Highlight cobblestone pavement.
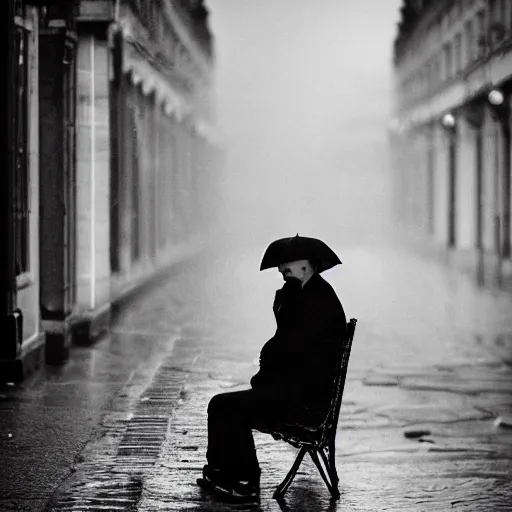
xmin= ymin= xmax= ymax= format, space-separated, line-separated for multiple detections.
xmin=4 ymin=242 xmax=512 ymax=511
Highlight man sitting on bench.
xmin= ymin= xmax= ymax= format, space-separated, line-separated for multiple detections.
xmin=197 ymin=246 xmax=346 ymax=504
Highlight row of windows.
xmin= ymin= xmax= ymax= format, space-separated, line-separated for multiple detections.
xmin=399 ymin=0 xmax=512 ymax=108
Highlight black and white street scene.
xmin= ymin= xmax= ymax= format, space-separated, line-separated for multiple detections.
xmin=1 ymin=1 xmax=512 ymax=511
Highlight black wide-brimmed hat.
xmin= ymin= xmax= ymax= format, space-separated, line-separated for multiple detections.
xmin=260 ymin=235 xmax=342 ymax=273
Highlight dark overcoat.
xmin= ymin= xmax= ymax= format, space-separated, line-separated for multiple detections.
xmin=250 ymin=272 xmax=347 ymax=427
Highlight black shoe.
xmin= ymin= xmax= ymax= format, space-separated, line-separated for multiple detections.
xmin=197 ymin=467 xmax=260 ymax=504
xmin=197 ymin=477 xmax=260 ymax=504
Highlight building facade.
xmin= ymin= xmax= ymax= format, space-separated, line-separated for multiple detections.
xmin=390 ymin=0 xmax=512 ymax=288
xmin=1 ymin=0 xmax=221 ymax=381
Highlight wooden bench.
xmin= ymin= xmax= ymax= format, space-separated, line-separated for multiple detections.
xmin=265 ymin=318 xmax=357 ymax=500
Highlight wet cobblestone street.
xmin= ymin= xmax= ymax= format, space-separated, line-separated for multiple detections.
xmin=1 ymin=242 xmax=512 ymax=511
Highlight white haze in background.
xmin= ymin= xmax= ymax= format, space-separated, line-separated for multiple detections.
xmin=206 ymin=0 xmax=402 ymax=251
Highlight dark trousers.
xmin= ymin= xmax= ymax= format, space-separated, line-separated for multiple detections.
xmin=206 ymin=389 xmax=278 ymax=481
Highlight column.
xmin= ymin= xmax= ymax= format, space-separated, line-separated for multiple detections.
xmin=175 ymin=121 xmax=185 ymax=243
xmin=75 ymin=29 xmax=111 ymax=339
xmin=488 ymin=92 xmax=512 ymax=281
xmin=433 ymin=121 xmax=449 ymax=246
xmin=16 ymin=5 xmax=43 ymax=362
xmin=482 ymin=107 xmax=496 ymax=253
xmin=403 ymin=129 xmax=417 ymax=231
xmin=448 ymin=126 xmax=457 ymax=248
xmin=138 ymin=89 xmax=150 ymax=264
xmin=440 ymin=114 xmax=458 ymax=248
xmin=168 ymin=113 xmax=177 ymax=249
xmin=501 ymin=99 xmax=511 ymax=259
xmin=39 ymin=28 xmax=76 ymax=361
xmin=462 ymin=100 xmax=486 ymax=282
xmin=426 ymin=123 xmax=435 ymax=236
xmin=415 ymin=126 xmax=431 ymax=235
xmin=109 ymin=30 xmax=122 ymax=275
xmin=456 ymin=114 xmax=477 ymax=250
xmin=147 ymin=92 xmax=157 ymax=262
xmin=0 ymin=0 xmax=21 ymax=365
xmin=129 ymin=82 xmax=141 ymax=265
xmin=154 ymin=100 xmax=163 ymax=259
xmin=122 ymin=75 xmax=136 ymax=271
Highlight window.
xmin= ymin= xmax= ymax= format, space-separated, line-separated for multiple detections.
xmin=426 ymin=60 xmax=433 ymax=90
xmin=464 ymin=20 xmax=474 ymax=65
xmin=442 ymin=12 xmax=449 ymax=32
xmin=492 ymin=0 xmax=507 ymax=44
xmin=491 ymin=0 xmax=500 ymax=23
xmin=401 ymin=80 xmax=408 ymax=103
xmin=448 ymin=4 xmax=456 ymax=25
xmin=436 ymin=13 xmax=443 ymax=35
xmin=13 ymin=24 xmax=30 ymax=275
xmin=454 ymin=33 xmax=462 ymax=73
xmin=431 ymin=55 xmax=440 ymax=87
xmin=130 ymin=86 xmax=142 ymax=262
xmin=452 ymin=0 xmax=460 ymax=18
xmin=444 ymin=43 xmax=453 ymax=80
xmin=128 ymin=0 xmax=140 ymax=15
xmin=420 ymin=67 xmax=428 ymax=97
xmin=149 ymin=2 xmax=157 ymax=39
xmin=488 ymin=0 xmax=503 ymax=45
xmin=476 ymin=9 xmax=487 ymax=57
xmin=499 ymin=0 xmax=506 ymax=21
xmin=499 ymin=0 xmax=507 ymax=39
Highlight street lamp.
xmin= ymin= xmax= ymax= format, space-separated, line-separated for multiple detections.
xmin=441 ymin=113 xmax=456 ymax=129
xmin=488 ymin=89 xmax=504 ymax=106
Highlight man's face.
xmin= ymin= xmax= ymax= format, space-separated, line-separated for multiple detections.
xmin=278 ymin=259 xmax=312 ymax=283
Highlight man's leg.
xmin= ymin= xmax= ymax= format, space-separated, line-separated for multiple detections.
xmin=206 ymin=389 xmax=262 ymax=482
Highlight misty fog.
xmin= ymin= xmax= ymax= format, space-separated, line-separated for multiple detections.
xmin=206 ymin=0 xmax=402 ymax=250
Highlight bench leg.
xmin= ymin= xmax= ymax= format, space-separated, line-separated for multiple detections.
xmin=319 ymin=447 xmax=340 ymax=500
xmin=309 ymin=449 xmax=338 ymax=499
xmin=328 ymin=438 xmax=339 ymax=488
xmin=273 ymin=446 xmax=308 ymax=499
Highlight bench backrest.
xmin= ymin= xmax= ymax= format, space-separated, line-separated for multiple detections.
xmin=318 ymin=317 xmax=357 ymax=447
